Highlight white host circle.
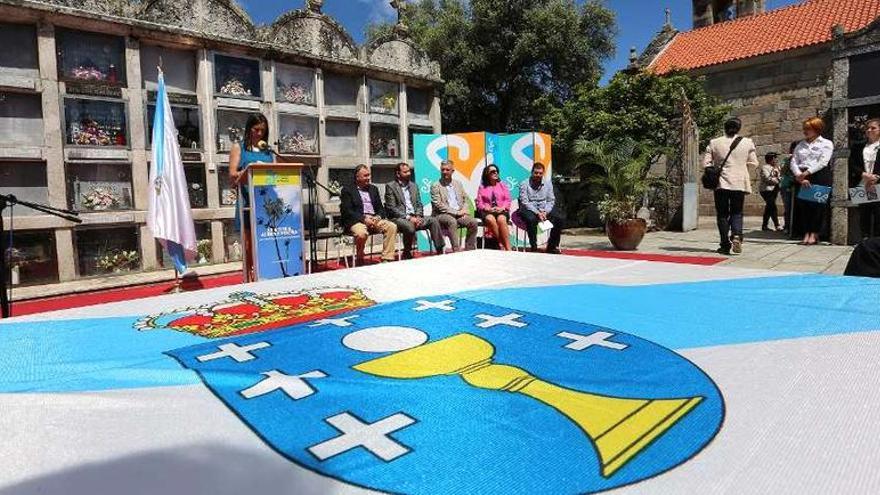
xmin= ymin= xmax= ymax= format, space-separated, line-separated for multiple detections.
xmin=342 ymin=326 xmax=429 ymax=353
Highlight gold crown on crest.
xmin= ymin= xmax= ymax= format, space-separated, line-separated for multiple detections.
xmin=134 ymin=288 xmax=375 ymax=338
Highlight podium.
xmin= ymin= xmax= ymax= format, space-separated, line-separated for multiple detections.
xmin=239 ymin=158 xmax=305 ymax=282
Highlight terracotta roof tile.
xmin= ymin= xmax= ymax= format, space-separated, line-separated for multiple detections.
xmin=649 ymin=0 xmax=880 ymax=74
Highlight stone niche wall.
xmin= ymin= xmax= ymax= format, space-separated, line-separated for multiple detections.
xmin=697 ymin=49 xmax=833 ymax=215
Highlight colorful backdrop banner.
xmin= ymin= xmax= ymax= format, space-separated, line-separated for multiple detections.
xmin=413 ymin=132 xmax=553 ymax=248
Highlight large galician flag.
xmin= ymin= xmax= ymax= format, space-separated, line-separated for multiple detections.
xmin=1 ymin=251 xmax=879 ymax=494
xmin=147 ymin=70 xmax=196 ymax=273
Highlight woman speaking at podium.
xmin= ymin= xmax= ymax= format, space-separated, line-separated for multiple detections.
xmin=229 ymin=113 xmax=273 ymax=280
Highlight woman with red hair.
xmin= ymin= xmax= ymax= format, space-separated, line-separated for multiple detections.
xmin=790 ymin=117 xmax=834 ymax=245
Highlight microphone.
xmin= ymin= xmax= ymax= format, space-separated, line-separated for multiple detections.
xmin=257 ymin=140 xmax=276 ymax=155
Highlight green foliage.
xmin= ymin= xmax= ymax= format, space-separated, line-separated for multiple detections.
xmin=576 ymin=138 xmax=669 ymax=223
xmin=549 ymin=70 xmax=730 ymax=175
xmin=367 ymin=0 xmax=616 ymax=133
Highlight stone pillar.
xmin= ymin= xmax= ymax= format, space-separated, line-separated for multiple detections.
xmin=198 ymin=49 xmax=220 ymax=208
xmin=315 ymin=68 xmax=330 ymax=203
xmin=54 ymin=228 xmax=76 ymax=281
xmin=830 ymin=34 xmax=850 ymax=245
xmin=261 ymin=59 xmax=275 ymax=142
xmin=358 ymin=76 xmax=370 ymax=163
xmin=399 ymin=82 xmax=409 ymax=164
xmin=124 ymin=36 xmax=158 ymax=270
xmin=36 ymin=23 xmax=75 ymax=281
xmin=430 ymin=88 xmax=442 ymax=134
xmin=692 ymin=0 xmax=714 ymax=29
xmin=197 ymin=48 xmax=226 ymax=262
xmin=210 ymin=219 xmax=225 ymax=263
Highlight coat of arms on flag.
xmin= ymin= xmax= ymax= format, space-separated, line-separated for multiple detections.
xmin=134 ymin=288 xmax=375 ymax=338
xmin=168 ymin=296 xmax=724 ymax=494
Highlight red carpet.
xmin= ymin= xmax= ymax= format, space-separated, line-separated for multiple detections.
xmin=8 ymin=250 xmax=723 ymax=317
xmin=561 ymin=248 xmax=726 ymax=266
xmin=9 ymin=272 xmax=244 ymax=317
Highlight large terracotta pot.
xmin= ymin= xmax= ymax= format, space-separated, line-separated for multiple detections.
xmin=606 ymin=218 xmax=647 ymax=251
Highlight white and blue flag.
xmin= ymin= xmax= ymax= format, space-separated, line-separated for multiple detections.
xmin=148 ymin=70 xmax=196 ymax=273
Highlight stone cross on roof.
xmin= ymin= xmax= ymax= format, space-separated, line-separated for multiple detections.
xmin=306 ymin=0 xmax=323 ymax=14
xmin=390 ymin=0 xmax=407 ymax=24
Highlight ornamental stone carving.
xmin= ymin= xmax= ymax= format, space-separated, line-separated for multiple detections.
xmin=270 ymin=10 xmax=358 ymax=61
xmin=138 ymin=0 xmax=256 ymax=41
xmin=367 ymin=38 xmax=440 ymax=79
xmin=37 ymin=0 xmax=130 ymax=16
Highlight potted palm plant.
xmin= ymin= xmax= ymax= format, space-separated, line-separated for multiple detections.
xmin=576 ymin=138 xmax=666 ymax=250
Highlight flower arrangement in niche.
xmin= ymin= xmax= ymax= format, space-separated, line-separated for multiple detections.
xmin=327 ymin=180 xmax=342 ymax=197
xmin=70 ymin=118 xmax=113 ymax=146
xmin=81 ymin=186 xmax=120 ymax=211
xmin=279 ymin=131 xmax=316 ymax=154
xmin=227 ymin=126 xmax=244 ymax=145
xmin=278 ymin=83 xmax=312 ymax=104
xmin=222 ymin=188 xmax=238 ymax=205
xmin=5 ymin=247 xmax=28 ymax=267
xmin=220 ymin=78 xmax=252 ymax=97
xmin=70 ymin=63 xmax=107 ymax=81
xmin=97 ymin=249 xmax=139 ymax=273
xmin=382 ymin=93 xmax=397 ymax=112
xmin=196 ymin=239 xmax=212 ymax=264
xmin=370 ymin=135 xmax=399 ymax=157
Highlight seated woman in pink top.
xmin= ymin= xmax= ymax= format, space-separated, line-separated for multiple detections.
xmin=476 ymin=164 xmax=512 ymax=251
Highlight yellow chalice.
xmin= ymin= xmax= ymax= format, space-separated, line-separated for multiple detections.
xmin=353 ymin=333 xmax=702 ymax=477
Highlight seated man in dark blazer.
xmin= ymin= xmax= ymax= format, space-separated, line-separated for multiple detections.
xmin=384 ymin=162 xmax=445 ymax=258
xmin=340 ymin=164 xmax=398 ymax=264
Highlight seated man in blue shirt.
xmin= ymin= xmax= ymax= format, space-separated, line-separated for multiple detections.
xmin=518 ymin=163 xmax=563 ymax=253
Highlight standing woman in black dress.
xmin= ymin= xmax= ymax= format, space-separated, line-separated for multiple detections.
xmin=790 ymin=117 xmax=834 ymax=245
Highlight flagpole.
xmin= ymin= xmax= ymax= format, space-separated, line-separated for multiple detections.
xmin=171 ymin=267 xmax=183 ymax=293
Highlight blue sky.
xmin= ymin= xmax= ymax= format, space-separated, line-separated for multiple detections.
xmin=241 ymin=0 xmax=803 ymax=83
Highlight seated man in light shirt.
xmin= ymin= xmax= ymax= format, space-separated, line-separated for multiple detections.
xmin=385 ymin=162 xmax=445 ymax=258
xmin=430 ymin=159 xmax=478 ymax=251
xmin=339 ymin=164 xmax=398 ymax=264
xmin=518 ymin=162 xmax=563 ymax=253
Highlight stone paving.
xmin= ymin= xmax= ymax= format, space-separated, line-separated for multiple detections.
xmin=562 ymin=216 xmax=855 ymax=275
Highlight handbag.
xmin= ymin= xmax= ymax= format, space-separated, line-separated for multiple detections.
xmin=702 ymin=137 xmax=743 ymax=190
xmin=797 ymin=184 xmax=832 ymax=204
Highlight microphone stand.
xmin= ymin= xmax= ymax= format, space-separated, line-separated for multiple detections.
xmin=1 ymin=194 xmax=82 ymax=318
xmin=301 ymin=163 xmax=337 ymax=273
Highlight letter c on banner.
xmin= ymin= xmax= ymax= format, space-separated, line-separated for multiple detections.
xmin=512 ymin=134 xmax=534 ymax=171
xmin=427 ymin=135 xmax=471 ymax=169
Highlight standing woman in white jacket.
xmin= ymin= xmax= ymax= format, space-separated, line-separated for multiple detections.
xmin=703 ymin=118 xmax=759 ymax=255
xmin=790 ymin=117 xmax=834 ymax=246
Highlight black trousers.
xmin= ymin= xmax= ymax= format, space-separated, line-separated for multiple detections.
xmin=713 ymin=189 xmax=745 ymax=249
xmin=760 ymin=189 xmax=780 ymax=229
xmin=797 ymin=199 xmax=826 ymax=234
xmin=859 ymin=203 xmax=880 ymax=239
xmin=519 ymin=209 xmax=563 ymax=250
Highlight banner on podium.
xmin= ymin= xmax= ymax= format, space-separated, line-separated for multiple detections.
xmin=249 ymin=166 xmax=304 ymax=279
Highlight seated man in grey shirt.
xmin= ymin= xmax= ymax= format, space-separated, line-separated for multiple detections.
xmin=385 ymin=162 xmax=444 ymax=258
xmin=518 ymin=163 xmax=563 ymax=253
